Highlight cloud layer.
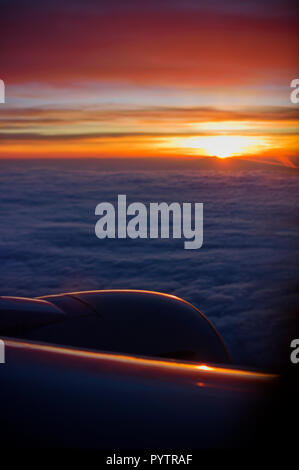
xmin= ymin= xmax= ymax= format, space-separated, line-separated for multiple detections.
xmin=0 ymin=159 xmax=298 ymax=368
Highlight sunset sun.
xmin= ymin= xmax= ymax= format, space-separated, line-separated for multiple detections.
xmin=200 ymin=136 xmax=254 ymax=158
xmin=168 ymin=135 xmax=271 ymax=159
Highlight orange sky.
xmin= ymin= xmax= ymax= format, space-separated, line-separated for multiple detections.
xmin=0 ymin=1 xmax=298 ymax=165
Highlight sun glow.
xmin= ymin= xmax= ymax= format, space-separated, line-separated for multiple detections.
xmin=168 ymin=135 xmax=271 ymax=158
xmin=201 ymin=136 xmax=262 ymax=158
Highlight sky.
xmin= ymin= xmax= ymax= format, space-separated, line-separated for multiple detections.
xmin=0 ymin=0 xmax=299 ymax=165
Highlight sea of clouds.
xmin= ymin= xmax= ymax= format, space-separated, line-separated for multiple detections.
xmin=0 ymin=159 xmax=298 ymax=367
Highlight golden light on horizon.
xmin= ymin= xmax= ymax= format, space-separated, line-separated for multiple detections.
xmin=202 ymin=136 xmax=256 ymax=158
xmin=168 ymin=135 xmax=271 ymax=158
xmin=1 ymin=128 xmax=297 ymax=164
